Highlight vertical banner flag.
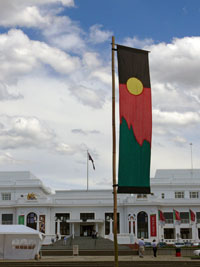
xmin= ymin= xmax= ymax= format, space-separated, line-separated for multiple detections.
xmin=158 ymin=210 xmax=165 ymax=222
xmin=150 ymin=214 xmax=157 ymax=237
xmin=117 ymin=45 xmax=152 ymax=193
xmin=173 ymin=209 xmax=181 ymax=222
xmin=18 ymin=215 xmax=24 ymax=225
xmin=88 ymin=152 xmax=95 ymax=170
xmin=189 ymin=209 xmax=195 ymax=222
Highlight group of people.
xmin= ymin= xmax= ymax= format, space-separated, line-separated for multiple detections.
xmin=138 ymin=238 xmax=157 ymax=258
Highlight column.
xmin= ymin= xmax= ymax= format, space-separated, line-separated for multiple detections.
xmin=135 ymin=215 xmax=138 ymax=239
xmin=159 ymin=223 xmax=164 ymax=241
xmin=175 ymin=224 xmax=180 ymax=241
xmin=95 ymin=223 xmax=99 ymax=233
xmin=109 ymin=218 xmax=114 ymax=240
xmin=57 ymin=219 xmax=61 ymax=235
xmin=72 ymin=223 xmax=75 ymax=239
xmin=130 ymin=217 xmax=134 ymax=244
xmin=192 ymin=223 xmax=197 ymax=242
xmin=36 ymin=217 xmax=40 ymax=231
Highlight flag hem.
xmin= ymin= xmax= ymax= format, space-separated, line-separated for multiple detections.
xmin=118 ymin=186 xmax=151 ymax=194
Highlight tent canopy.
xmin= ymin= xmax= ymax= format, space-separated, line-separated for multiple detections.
xmin=0 ymin=225 xmax=43 ymax=260
xmin=0 ymin=225 xmax=42 ymax=237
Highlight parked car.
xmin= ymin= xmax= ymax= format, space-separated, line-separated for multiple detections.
xmin=193 ymin=250 xmax=200 ymax=256
xmin=158 ymin=242 xmax=167 ymax=248
xmin=184 ymin=241 xmax=193 ymax=247
xmin=193 ymin=242 xmax=200 ymax=247
xmin=144 ymin=242 xmax=152 ymax=247
xmin=174 ymin=242 xmax=185 ymax=248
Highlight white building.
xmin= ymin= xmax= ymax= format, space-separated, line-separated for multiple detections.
xmin=0 ymin=169 xmax=200 ymax=244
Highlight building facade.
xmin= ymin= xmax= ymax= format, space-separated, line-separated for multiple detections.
xmin=0 ymin=169 xmax=200 ymax=244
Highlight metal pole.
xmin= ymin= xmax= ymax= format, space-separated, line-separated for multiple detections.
xmin=190 ymin=143 xmax=193 ymax=170
xmin=87 ymin=150 xmax=89 ymax=190
xmin=112 ymin=35 xmax=118 ymax=267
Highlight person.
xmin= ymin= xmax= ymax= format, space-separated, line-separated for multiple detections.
xmin=56 ymin=233 xmax=59 ymax=241
xmin=138 ymin=237 xmax=145 ymax=258
xmin=63 ymin=236 xmax=67 ymax=245
xmin=152 ymin=239 xmax=157 ymax=257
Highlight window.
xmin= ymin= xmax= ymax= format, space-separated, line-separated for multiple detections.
xmin=1 ymin=193 xmax=11 ymax=200
xmin=55 ymin=213 xmax=70 ymax=235
xmin=197 ymin=212 xmax=200 ymax=223
xmin=180 ymin=228 xmax=192 ymax=239
xmin=2 ymin=214 xmax=13 ymax=224
xmin=164 ymin=228 xmax=175 ymax=239
xmin=163 ymin=212 xmax=173 ymax=224
xmin=190 ymin=192 xmax=199 ymax=199
xmin=175 ymin=192 xmax=184 ymax=199
xmin=161 ymin=193 xmax=165 ymax=199
xmin=105 ymin=213 xmax=120 ymax=235
xmin=180 ymin=212 xmax=189 ymax=223
xmin=80 ymin=213 xmax=95 ymax=221
xmin=137 ymin=194 xmax=147 ymax=199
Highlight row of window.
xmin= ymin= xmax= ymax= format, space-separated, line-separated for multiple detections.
xmin=161 ymin=191 xmax=199 ymax=199
xmin=164 ymin=212 xmax=200 ymax=224
xmin=137 ymin=192 xmax=199 ymax=199
xmin=1 ymin=191 xmax=200 ymax=201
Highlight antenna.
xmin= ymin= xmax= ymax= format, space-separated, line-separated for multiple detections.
xmin=190 ymin=143 xmax=193 ymax=175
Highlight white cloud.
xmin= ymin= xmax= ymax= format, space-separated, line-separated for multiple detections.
xmin=69 ymin=85 xmax=106 ymax=109
xmin=153 ymin=109 xmax=200 ymax=126
xmin=173 ymin=136 xmax=187 ymax=145
xmin=149 ymin=36 xmax=200 ymax=88
xmin=123 ymin=36 xmax=154 ymax=49
xmin=0 ymin=82 xmax=23 ymax=101
xmin=89 ymin=24 xmax=113 ymax=44
xmin=0 ymin=152 xmax=28 ymax=165
xmin=0 ymin=0 xmax=74 ymax=27
xmin=0 ymin=115 xmax=82 ymax=156
xmin=0 ymin=29 xmax=80 ymax=84
xmin=0 ymin=115 xmax=56 ymax=150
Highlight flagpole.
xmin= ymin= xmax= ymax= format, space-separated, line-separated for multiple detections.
xmin=87 ymin=150 xmax=89 ymax=191
xmin=111 ymin=35 xmax=118 ymax=267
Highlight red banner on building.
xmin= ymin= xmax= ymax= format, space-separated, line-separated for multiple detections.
xmin=150 ymin=214 xmax=157 ymax=237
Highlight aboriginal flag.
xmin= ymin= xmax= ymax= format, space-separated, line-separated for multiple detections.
xmin=117 ymin=45 xmax=152 ymax=194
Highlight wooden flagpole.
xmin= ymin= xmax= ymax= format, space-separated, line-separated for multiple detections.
xmin=111 ymin=35 xmax=119 ymax=267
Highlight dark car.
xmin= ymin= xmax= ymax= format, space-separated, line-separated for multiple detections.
xmin=184 ymin=241 xmax=193 ymax=247
xmin=158 ymin=242 xmax=167 ymax=248
xmin=144 ymin=242 xmax=152 ymax=248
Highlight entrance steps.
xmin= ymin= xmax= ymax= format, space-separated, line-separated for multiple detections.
xmin=41 ymin=236 xmax=134 ymax=256
xmin=0 ymin=261 xmax=200 ymax=267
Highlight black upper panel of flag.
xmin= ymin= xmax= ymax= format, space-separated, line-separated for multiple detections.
xmin=117 ymin=45 xmax=151 ymax=88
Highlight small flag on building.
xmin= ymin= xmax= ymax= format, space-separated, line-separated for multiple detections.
xmin=173 ymin=209 xmax=181 ymax=222
xmin=117 ymin=45 xmax=152 ymax=194
xmin=158 ymin=210 xmax=165 ymax=222
xmin=189 ymin=209 xmax=195 ymax=222
xmin=88 ymin=152 xmax=95 ymax=170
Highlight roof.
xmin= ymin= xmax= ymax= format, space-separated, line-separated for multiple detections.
xmin=154 ymin=169 xmax=200 ymax=179
xmin=0 ymin=225 xmax=41 ymax=235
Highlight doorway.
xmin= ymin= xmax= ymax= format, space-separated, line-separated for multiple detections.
xmin=137 ymin=211 xmax=148 ymax=238
xmin=80 ymin=224 xmax=94 ymax=236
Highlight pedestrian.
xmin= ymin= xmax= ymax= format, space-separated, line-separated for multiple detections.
xmin=138 ymin=237 xmax=145 ymax=258
xmin=152 ymin=239 xmax=157 ymax=257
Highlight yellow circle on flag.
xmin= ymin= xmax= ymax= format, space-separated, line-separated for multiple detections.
xmin=126 ymin=77 xmax=143 ymax=95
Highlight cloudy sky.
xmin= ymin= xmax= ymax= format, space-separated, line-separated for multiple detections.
xmin=0 ymin=0 xmax=200 ymax=191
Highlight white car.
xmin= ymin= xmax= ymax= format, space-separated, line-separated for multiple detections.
xmin=193 ymin=250 xmax=200 ymax=256
xmin=174 ymin=242 xmax=185 ymax=248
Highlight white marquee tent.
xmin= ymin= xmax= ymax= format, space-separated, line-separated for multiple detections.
xmin=0 ymin=225 xmax=43 ymax=259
